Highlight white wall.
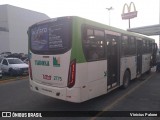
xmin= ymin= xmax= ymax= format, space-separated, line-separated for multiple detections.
xmin=0 ymin=32 xmax=10 ymax=53
xmin=0 ymin=4 xmax=50 ymax=54
xmin=0 ymin=5 xmax=10 ymax=53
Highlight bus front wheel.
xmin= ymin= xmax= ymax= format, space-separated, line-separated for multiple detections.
xmin=122 ymin=70 xmax=130 ymax=89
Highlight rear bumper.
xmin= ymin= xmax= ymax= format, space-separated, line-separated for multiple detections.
xmin=29 ymin=79 xmax=82 ymax=103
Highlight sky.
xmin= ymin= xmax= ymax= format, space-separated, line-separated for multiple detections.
xmin=1 ymin=0 xmax=160 ymax=46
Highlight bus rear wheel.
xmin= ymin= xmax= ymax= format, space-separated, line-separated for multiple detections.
xmin=122 ymin=70 xmax=130 ymax=89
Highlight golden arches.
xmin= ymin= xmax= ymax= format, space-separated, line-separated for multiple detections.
xmin=122 ymin=2 xmax=137 ymax=14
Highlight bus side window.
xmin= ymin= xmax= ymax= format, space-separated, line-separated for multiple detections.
xmin=89 ymin=48 xmax=99 ymax=60
xmin=129 ymin=37 xmax=136 ymax=55
xmin=82 ymin=25 xmax=105 ymax=61
xmin=143 ymin=39 xmax=147 ymax=54
xmin=121 ymin=35 xmax=128 ymax=56
xmin=121 ymin=36 xmax=136 ymax=56
xmin=146 ymin=40 xmax=151 ymax=53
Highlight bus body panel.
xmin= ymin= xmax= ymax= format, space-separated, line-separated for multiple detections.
xmin=87 ymin=60 xmax=107 ymax=99
xmin=66 ymin=87 xmax=81 ymax=103
xmin=30 ymin=50 xmax=71 ymax=88
xmin=69 ymin=61 xmax=107 ymax=102
xmin=30 ymin=79 xmax=82 ymax=103
xmin=87 ymin=60 xmax=107 ymax=82
xmin=30 ymin=80 xmax=67 ymax=101
xmin=73 ymin=63 xmax=88 ymax=87
xmin=68 ymin=63 xmax=88 ymax=102
xmin=142 ymin=54 xmax=151 ymax=73
xmin=88 ymin=78 xmax=107 ymax=100
xmin=120 ymin=56 xmax=137 ymax=85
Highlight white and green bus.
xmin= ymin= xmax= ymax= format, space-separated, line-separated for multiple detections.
xmin=28 ymin=16 xmax=157 ymax=103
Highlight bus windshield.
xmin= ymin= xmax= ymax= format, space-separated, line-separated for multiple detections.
xmin=29 ymin=17 xmax=72 ymax=55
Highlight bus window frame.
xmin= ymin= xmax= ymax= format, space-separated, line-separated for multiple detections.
xmin=142 ymin=39 xmax=152 ymax=54
xmin=29 ymin=19 xmax=72 ymax=55
xmin=82 ymin=24 xmax=106 ymax=62
xmin=121 ymin=35 xmax=136 ymax=57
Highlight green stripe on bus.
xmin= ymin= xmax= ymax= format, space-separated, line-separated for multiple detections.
xmin=71 ymin=17 xmax=86 ymax=63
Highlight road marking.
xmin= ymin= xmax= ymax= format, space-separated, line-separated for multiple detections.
xmin=90 ymin=73 xmax=155 ymax=120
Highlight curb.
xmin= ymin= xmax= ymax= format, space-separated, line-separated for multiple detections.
xmin=0 ymin=76 xmax=29 ymax=84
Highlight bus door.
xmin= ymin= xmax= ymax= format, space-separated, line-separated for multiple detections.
xmin=137 ymin=40 xmax=142 ymax=75
xmin=105 ymin=31 xmax=120 ymax=90
xmin=151 ymin=43 xmax=157 ymax=66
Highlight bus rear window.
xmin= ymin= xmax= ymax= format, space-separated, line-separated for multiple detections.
xmin=30 ymin=19 xmax=72 ymax=55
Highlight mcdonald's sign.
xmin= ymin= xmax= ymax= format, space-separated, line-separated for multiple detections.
xmin=121 ymin=2 xmax=138 ymax=20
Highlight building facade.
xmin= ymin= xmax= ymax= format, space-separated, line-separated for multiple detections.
xmin=0 ymin=4 xmax=49 ymax=54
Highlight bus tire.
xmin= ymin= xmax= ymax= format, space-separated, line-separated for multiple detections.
xmin=122 ymin=70 xmax=130 ymax=89
xmin=146 ymin=68 xmax=151 ymax=74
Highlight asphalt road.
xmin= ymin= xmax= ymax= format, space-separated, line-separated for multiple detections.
xmin=0 ymin=72 xmax=159 ymax=120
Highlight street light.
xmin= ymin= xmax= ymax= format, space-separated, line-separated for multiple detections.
xmin=106 ymin=7 xmax=113 ymax=25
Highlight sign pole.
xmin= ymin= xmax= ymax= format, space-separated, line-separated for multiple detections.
xmin=106 ymin=7 xmax=113 ymax=26
xmin=129 ymin=19 xmax=130 ymax=28
xmin=121 ymin=2 xmax=137 ymax=29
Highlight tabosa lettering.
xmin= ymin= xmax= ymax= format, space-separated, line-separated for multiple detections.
xmin=35 ymin=60 xmax=49 ymax=66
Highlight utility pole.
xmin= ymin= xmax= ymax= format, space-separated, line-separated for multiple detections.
xmin=106 ymin=7 xmax=113 ymax=26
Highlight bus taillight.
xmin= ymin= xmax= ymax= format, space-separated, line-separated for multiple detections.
xmin=68 ymin=59 xmax=76 ymax=88
xmin=29 ymin=60 xmax=33 ymax=80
